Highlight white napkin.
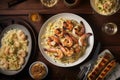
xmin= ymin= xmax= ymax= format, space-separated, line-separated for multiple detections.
xmin=106 ymin=63 xmax=120 ymax=80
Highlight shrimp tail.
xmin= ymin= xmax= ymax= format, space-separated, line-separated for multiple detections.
xmin=78 ymin=33 xmax=92 ymax=46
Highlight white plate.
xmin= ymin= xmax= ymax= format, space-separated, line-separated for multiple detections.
xmin=106 ymin=63 xmax=120 ymax=80
xmin=38 ymin=13 xmax=94 ymax=67
xmin=0 ymin=24 xmax=32 ymax=75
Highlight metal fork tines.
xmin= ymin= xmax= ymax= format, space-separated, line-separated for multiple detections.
xmin=77 ymin=66 xmax=88 ymax=80
xmin=83 ymin=64 xmax=92 ymax=80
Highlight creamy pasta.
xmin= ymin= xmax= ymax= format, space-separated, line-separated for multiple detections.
xmin=41 ymin=18 xmax=92 ymax=63
xmin=95 ymin=0 xmax=118 ymax=15
xmin=0 ymin=29 xmax=28 ymax=70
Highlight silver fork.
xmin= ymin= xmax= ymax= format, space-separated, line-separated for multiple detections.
xmin=78 ymin=42 xmax=101 ymax=80
xmin=77 ymin=66 xmax=88 ymax=80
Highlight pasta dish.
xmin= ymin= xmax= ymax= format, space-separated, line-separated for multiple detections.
xmin=95 ymin=0 xmax=119 ymax=15
xmin=0 ymin=29 xmax=28 ymax=70
xmin=41 ymin=18 xmax=92 ymax=63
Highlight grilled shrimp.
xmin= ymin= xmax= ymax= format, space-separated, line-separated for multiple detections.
xmin=44 ymin=48 xmax=63 ymax=59
xmin=78 ymin=33 xmax=92 ymax=46
xmin=63 ymin=20 xmax=73 ymax=31
xmin=72 ymin=21 xmax=85 ymax=37
xmin=69 ymin=33 xmax=78 ymax=44
xmin=55 ymin=28 xmax=64 ymax=38
xmin=47 ymin=35 xmax=60 ymax=46
xmin=73 ymin=44 xmax=81 ymax=53
xmin=62 ymin=33 xmax=73 ymax=47
xmin=59 ymin=45 xmax=74 ymax=57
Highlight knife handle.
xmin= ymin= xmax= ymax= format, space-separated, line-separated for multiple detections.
xmin=8 ymin=0 xmax=26 ymax=7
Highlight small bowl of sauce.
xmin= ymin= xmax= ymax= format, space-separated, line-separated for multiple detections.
xmin=64 ymin=0 xmax=80 ymax=7
xmin=29 ymin=61 xmax=48 ymax=80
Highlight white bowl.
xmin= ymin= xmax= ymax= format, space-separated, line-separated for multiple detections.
xmin=90 ymin=0 xmax=120 ymax=16
xmin=29 ymin=61 xmax=48 ymax=80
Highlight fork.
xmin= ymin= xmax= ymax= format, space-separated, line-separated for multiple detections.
xmin=78 ymin=42 xmax=101 ymax=80
xmin=77 ymin=66 xmax=88 ymax=80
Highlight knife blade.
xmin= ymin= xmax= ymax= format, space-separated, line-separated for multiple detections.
xmin=8 ymin=0 xmax=26 ymax=7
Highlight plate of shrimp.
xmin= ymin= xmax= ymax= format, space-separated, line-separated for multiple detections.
xmin=38 ymin=13 xmax=94 ymax=67
xmin=0 ymin=24 xmax=32 ymax=75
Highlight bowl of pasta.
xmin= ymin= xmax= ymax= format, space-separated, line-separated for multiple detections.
xmin=90 ymin=0 xmax=120 ymax=16
xmin=38 ymin=13 xmax=94 ymax=67
xmin=0 ymin=24 xmax=32 ymax=75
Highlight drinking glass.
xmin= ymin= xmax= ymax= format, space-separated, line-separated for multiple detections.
xmin=102 ymin=22 xmax=118 ymax=35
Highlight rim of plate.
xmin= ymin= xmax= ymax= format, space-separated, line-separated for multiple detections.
xmin=38 ymin=13 xmax=94 ymax=67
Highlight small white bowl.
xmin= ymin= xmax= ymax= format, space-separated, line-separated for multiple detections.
xmin=29 ymin=61 xmax=48 ymax=80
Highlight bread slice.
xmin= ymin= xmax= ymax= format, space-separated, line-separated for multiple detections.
xmin=96 ymin=59 xmax=117 ymax=80
xmin=87 ymin=52 xmax=113 ymax=80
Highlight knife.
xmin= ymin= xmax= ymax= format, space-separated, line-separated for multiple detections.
xmin=8 ymin=0 xmax=26 ymax=7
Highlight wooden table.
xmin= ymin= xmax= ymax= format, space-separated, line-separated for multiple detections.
xmin=0 ymin=0 xmax=120 ymax=80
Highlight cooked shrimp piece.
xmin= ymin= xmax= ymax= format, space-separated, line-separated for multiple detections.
xmin=14 ymin=41 xmax=20 ymax=48
xmin=63 ymin=20 xmax=73 ymax=31
xmin=59 ymin=45 xmax=74 ymax=57
xmin=62 ymin=33 xmax=73 ymax=47
xmin=21 ymin=34 xmax=26 ymax=40
xmin=4 ymin=46 xmax=10 ymax=55
xmin=9 ymin=47 xmax=15 ymax=54
xmin=47 ymin=35 xmax=60 ymax=46
xmin=72 ymin=21 xmax=85 ymax=37
xmin=54 ymin=28 xmax=64 ymax=38
xmin=18 ymin=56 xmax=25 ymax=66
xmin=55 ymin=49 xmax=63 ymax=59
xmin=44 ymin=48 xmax=56 ymax=53
xmin=44 ymin=48 xmax=63 ymax=59
xmin=17 ymin=30 xmax=26 ymax=40
xmin=17 ymin=50 xmax=27 ymax=58
xmin=73 ymin=44 xmax=81 ymax=53
xmin=78 ymin=33 xmax=92 ymax=46
xmin=69 ymin=33 xmax=78 ymax=44
xmin=0 ymin=59 xmax=8 ymax=70
xmin=17 ymin=30 xmax=24 ymax=36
